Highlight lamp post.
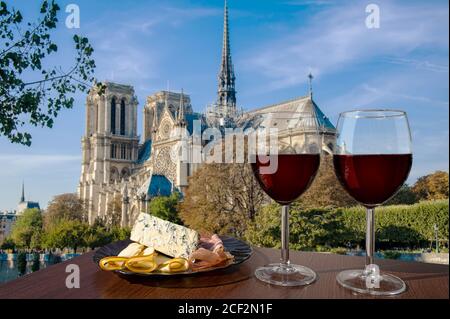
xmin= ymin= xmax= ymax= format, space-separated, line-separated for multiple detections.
xmin=433 ymin=224 xmax=439 ymax=254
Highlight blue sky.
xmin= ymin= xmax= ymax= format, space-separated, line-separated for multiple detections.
xmin=0 ymin=0 xmax=448 ymax=210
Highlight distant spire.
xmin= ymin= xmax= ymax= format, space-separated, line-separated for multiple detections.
xmin=20 ymin=181 xmax=25 ymax=202
xmin=178 ymin=89 xmax=186 ymax=126
xmin=308 ymin=73 xmax=314 ymax=98
xmin=217 ymin=0 xmax=236 ymax=114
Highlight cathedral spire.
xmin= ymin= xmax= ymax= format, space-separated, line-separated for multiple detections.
xmin=178 ymin=89 xmax=186 ymax=126
xmin=217 ymin=0 xmax=236 ymax=114
xmin=308 ymin=73 xmax=314 ymax=98
xmin=20 ymin=181 xmax=25 ymax=202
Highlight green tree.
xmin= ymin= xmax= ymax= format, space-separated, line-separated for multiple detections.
xmin=84 ymin=222 xmax=111 ymax=249
xmin=245 ymin=203 xmax=354 ymax=250
xmin=42 ymin=219 xmax=88 ymax=252
xmin=412 ymin=171 xmax=449 ymax=201
xmin=44 ymin=193 xmax=87 ymax=227
xmin=148 ymin=192 xmax=182 ymax=225
xmin=0 ymin=0 xmax=101 ymax=146
xmin=31 ymin=252 xmax=40 ymax=272
xmin=0 ymin=237 xmax=15 ymax=250
xmin=10 ymin=208 xmax=43 ymax=249
xmin=385 ymin=184 xmax=417 ymax=205
xmin=108 ymin=226 xmax=131 ymax=242
xmin=17 ymin=251 xmax=27 ymax=275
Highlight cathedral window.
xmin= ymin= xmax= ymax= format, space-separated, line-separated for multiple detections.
xmin=120 ymin=144 xmax=126 ymax=159
xmin=111 ymin=97 xmax=116 ymax=134
xmin=120 ymin=99 xmax=126 ymax=135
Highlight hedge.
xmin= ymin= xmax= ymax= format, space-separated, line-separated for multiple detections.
xmin=340 ymin=200 xmax=449 ymax=248
xmin=245 ymin=200 xmax=449 ymax=250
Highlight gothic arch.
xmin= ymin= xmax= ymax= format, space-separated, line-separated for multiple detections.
xmin=110 ymin=166 xmax=119 ymax=182
xmin=121 ymin=167 xmax=130 ymax=180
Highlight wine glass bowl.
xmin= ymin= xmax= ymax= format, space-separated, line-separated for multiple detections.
xmin=333 ymin=109 xmax=413 ymax=295
xmin=249 ymin=111 xmax=321 ymax=286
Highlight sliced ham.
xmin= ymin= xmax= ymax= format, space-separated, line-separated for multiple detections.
xmin=189 ymin=235 xmax=234 ymax=270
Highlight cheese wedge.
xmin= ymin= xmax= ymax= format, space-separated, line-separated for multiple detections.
xmin=130 ymin=213 xmax=200 ymax=259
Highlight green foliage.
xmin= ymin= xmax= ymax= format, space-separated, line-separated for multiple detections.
xmin=17 ymin=252 xmax=26 ymax=275
xmin=148 ymin=192 xmax=183 ymax=225
xmin=10 ymin=208 xmax=43 ymax=249
xmin=385 ymin=184 xmax=417 ymax=205
xmin=245 ymin=200 xmax=449 ymax=250
xmin=0 ymin=237 xmax=15 ymax=250
xmin=383 ymin=251 xmax=402 ymax=260
xmin=31 ymin=252 xmax=40 ymax=272
xmin=5 ymin=215 xmax=130 ymax=251
xmin=341 ymin=200 xmax=449 ymax=248
xmin=42 ymin=219 xmax=88 ymax=252
xmin=245 ymin=203 xmax=354 ymax=250
xmin=108 ymin=226 xmax=131 ymax=241
xmin=0 ymin=0 xmax=100 ymax=145
xmin=84 ymin=223 xmax=111 ymax=250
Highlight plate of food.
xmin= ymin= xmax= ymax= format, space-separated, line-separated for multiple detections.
xmin=93 ymin=213 xmax=252 ymax=276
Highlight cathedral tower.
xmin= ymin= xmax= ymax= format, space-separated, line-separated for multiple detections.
xmin=78 ymin=82 xmax=139 ymax=224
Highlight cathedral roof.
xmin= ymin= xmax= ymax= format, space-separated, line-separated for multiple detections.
xmin=137 ymin=140 xmax=152 ymax=164
xmin=247 ymin=95 xmax=335 ymax=131
xmin=147 ymin=175 xmax=173 ymax=197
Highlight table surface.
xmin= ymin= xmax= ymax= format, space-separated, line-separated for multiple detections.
xmin=0 ymin=247 xmax=448 ymax=299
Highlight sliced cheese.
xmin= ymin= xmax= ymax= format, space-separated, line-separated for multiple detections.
xmin=130 ymin=213 xmax=199 ymax=259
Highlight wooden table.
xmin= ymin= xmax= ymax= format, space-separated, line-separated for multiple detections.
xmin=0 ymin=247 xmax=447 ymax=299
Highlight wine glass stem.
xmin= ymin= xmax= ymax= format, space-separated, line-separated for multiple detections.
xmin=281 ymin=205 xmax=290 ymax=267
xmin=365 ymin=207 xmax=375 ymax=266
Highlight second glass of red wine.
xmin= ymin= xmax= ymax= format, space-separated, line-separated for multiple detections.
xmin=250 ymin=111 xmax=321 ymax=286
xmin=333 ymin=110 xmax=413 ymax=295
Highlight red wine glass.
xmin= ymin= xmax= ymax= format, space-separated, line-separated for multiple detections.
xmin=250 ymin=111 xmax=321 ymax=286
xmin=333 ymin=110 xmax=413 ymax=295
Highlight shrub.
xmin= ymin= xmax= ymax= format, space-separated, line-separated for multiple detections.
xmin=245 ymin=203 xmax=356 ymax=250
xmin=383 ymin=251 xmax=402 ymax=260
xmin=245 ymin=200 xmax=449 ymax=251
xmin=340 ymin=200 xmax=449 ymax=249
xmin=148 ymin=193 xmax=183 ymax=225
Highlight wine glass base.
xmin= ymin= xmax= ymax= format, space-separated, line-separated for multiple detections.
xmin=255 ymin=263 xmax=317 ymax=287
xmin=337 ymin=269 xmax=406 ymax=296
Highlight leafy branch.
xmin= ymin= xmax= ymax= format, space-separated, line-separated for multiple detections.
xmin=0 ymin=0 xmax=103 ymax=146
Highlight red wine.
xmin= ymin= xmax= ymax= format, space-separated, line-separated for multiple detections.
xmin=333 ymin=154 xmax=412 ymax=206
xmin=251 ymin=154 xmax=320 ymax=205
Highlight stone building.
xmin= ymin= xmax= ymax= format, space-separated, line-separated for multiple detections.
xmin=78 ymin=1 xmax=336 ymax=226
xmin=1 ymin=183 xmax=40 ymax=243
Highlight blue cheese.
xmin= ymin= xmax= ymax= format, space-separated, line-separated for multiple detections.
xmin=130 ymin=213 xmax=199 ymax=258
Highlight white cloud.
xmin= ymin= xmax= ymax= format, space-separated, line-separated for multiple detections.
xmin=243 ymin=1 xmax=449 ymax=91
xmin=84 ymin=3 xmax=222 ymax=87
xmin=0 ymin=154 xmax=80 ymax=177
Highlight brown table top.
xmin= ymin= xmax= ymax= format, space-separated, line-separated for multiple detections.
xmin=0 ymin=247 xmax=448 ymax=299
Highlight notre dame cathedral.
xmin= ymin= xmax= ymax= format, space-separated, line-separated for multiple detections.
xmin=77 ymin=1 xmax=336 ymax=226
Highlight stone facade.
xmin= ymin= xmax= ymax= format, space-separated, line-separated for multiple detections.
xmin=77 ymin=1 xmax=337 ymax=227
